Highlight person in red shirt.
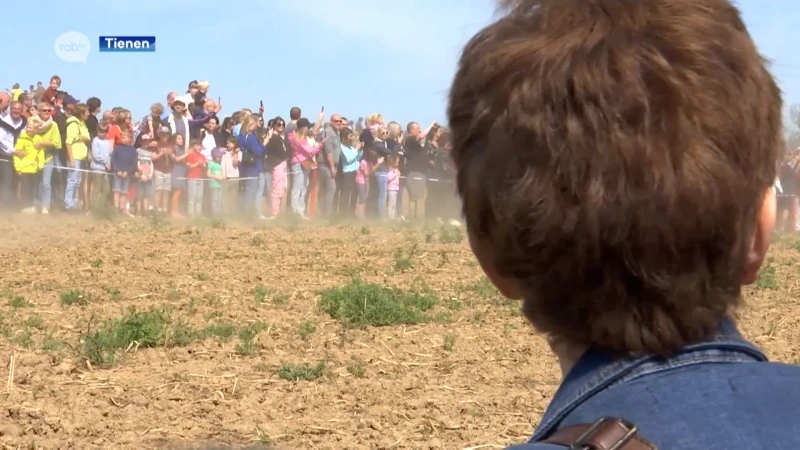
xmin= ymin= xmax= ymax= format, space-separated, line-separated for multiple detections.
xmin=42 ymin=75 xmax=61 ymax=109
xmin=185 ymin=139 xmax=206 ymax=217
xmin=106 ymin=108 xmax=133 ymax=149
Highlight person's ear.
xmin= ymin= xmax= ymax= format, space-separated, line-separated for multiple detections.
xmin=468 ymin=231 xmax=524 ymax=300
xmin=742 ymin=186 xmax=777 ymax=284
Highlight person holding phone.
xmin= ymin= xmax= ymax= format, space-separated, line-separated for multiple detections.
xmin=287 ymin=108 xmax=325 ymax=218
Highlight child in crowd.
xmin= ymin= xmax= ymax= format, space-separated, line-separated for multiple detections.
xmin=88 ymin=121 xmax=112 ymax=212
xmin=111 ymin=132 xmax=138 ymax=216
xmin=221 ymin=137 xmax=240 ymax=216
xmin=386 ymin=155 xmax=401 ymax=220
xmin=151 ymin=129 xmax=174 ymax=213
xmin=185 ymin=139 xmax=207 ymax=217
xmin=42 ymin=75 xmax=60 ymax=107
xmin=170 ymin=134 xmax=190 ymax=218
xmin=355 ymin=149 xmax=377 ymax=219
xmin=207 ymin=148 xmax=224 ymax=217
xmin=136 ymin=138 xmax=155 ymax=215
xmin=107 ymin=108 xmax=133 ymax=148
xmin=14 ymin=116 xmax=44 ymax=213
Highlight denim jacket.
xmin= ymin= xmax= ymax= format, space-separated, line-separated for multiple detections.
xmin=508 ymin=320 xmax=800 ymax=449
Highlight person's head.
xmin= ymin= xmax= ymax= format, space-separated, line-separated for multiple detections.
xmin=366 ymin=113 xmax=383 ymax=127
xmin=26 ymin=115 xmax=43 ymax=135
xmin=387 ymin=121 xmax=402 ymax=141
xmin=232 ymin=111 xmax=245 ymax=125
xmin=388 ymin=154 xmax=400 ymax=169
xmin=150 ymin=103 xmax=165 ymax=118
xmin=205 ymin=116 xmax=219 ymax=132
xmin=27 ymin=105 xmax=37 ymax=117
xmin=406 ymin=122 xmax=420 ymax=137
xmin=197 ymin=80 xmax=210 ymax=93
xmin=102 ymin=110 xmax=114 ymax=122
xmin=157 ymin=128 xmax=171 ymax=143
xmin=86 ymin=97 xmax=101 ymax=114
xmin=256 ymin=115 xmax=264 ymax=128
xmin=329 ymin=113 xmax=344 ymax=131
xmin=117 ymin=109 xmax=132 ymax=126
xmin=204 ymin=98 xmax=217 ymax=113
xmin=447 ymin=0 xmax=782 ymax=356
xmin=119 ymin=130 xmax=133 ymax=146
xmin=340 ymin=128 xmax=355 ymax=147
xmin=96 ymin=120 xmax=109 ymax=138
xmin=376 ymin=127 xmax=389 ymax=141
xmin=18 ymin=93 xmax=31 ymax=107
xmin=226 ymin=136 xmax=238 ymax=151
xmin=12 ymin=83 xmax=19 ymax=89
xmin=438 ymin=130 xmax=451 ymax=150
xmin=188 ymin=80 xmax=199 ymax=97
xmin=171 ymin=98 xmax=186 ymax=114
xmin=37 ymin=82 xmax=43 ymax=87
xmin=295 ymin=118 xmax=312 ymax=137
xmin=62 ymin=94 xmax=78 ymax=114
xmin=37 ymin=101 xmax=53 ymax=121
xmin=73 ymin=103 xmax=89 ymax=121
xmin=189 ymin=138 xmax=202 ymax=153
xmin=8 ymin=101 xmax=23 ymax=121
xmin=289 ymin=107 xmax=301 ymax=121
xmin=241 ymin=115 xmax=259 ymax=134
xmin=271 ymin=116 xmax=286 ymax=133
xmin=172 ymin=133 xmax=185 ymax=147
xmin=221 ymin=116 xmax=233 ymax=131
xmin=426 ymin=124 xmax=441 ymax=143
xmin=167 ymin=92 xmax=178 ymax=107
xmin=49 ymin=76 xmax=61 ymax=90
xmin=364 ymin=148 xmax=379 ymax=165
xmin=0 ymin=92 xmax=9 ymax=112
xmin=211 ymin=147 xmax=223 ymax=162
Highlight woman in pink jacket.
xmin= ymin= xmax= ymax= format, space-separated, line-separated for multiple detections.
xmin=287 ymin=112 xmax=324 ymax=218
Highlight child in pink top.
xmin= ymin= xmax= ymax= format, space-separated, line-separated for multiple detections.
xmin=355 ymin=150 xmax=377 ymax=219
xmin=386 ymin=155 xmax=401 ymax=220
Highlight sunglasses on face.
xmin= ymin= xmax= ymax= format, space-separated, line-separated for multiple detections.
xmin=276 ymin=122 xmax=285 ymax=127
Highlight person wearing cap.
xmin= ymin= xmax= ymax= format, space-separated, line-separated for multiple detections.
xmin=287 ymin=110 xmax=325 ymax=218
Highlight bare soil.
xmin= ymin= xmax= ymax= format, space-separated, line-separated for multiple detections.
xmin=0 ymin=215 xmax=798 ymax=450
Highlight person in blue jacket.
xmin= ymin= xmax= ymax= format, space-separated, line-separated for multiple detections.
xmin=446 ymin=0 xmax=800 ymax=449
xmin=237 ymin=115 xmax=267 ymax=216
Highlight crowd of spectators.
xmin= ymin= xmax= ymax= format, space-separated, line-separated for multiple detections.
xmin=0 ymin=76 xmax=461 ymax=224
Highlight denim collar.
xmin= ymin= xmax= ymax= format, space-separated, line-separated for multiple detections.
xmin=528 ymin=319 xmax=767 ymax=442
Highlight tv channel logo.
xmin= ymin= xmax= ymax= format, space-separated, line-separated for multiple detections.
xmin=99 ymin=36 xmax=156 ymax=52
xmin=54 ymin=31 xmax=91 ymax=63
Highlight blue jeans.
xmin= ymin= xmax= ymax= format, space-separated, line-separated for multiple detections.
xmin=0 ymin=159 xmax=13 ymax=208
xmin=64 ymin=160 xmax=83 ymax=209
xmin=210 ymin=187 xmax=222 ymax=216
xmin=37 ymin=157 xmax=57 ymax=210
xmin=290 ymin=163 xmax=308 ymax=215
xmin=375 ymin=171 xmax=388 ymax=219
xmin=257 ymin=171 xmax=272 ymax=217
xmin=317 ymin=165 xmax=336 ymax=217
xmin=242 ymin=176 xmax=258 ymax=215
xmin=255 ymin=172 xmax=269 ymax=216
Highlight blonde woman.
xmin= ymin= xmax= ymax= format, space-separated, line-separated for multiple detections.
xmin=238 ymin=115 xmax=269 ymax=217
xmin=386 ymin=121 xmax=404 ymax=217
